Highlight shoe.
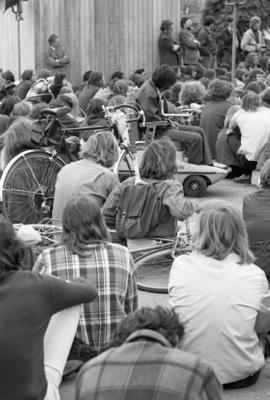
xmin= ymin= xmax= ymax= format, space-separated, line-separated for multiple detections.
xmin=233 ymin=174 xmax=251 ymax=183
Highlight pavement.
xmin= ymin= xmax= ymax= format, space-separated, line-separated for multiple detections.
xmin=60 ymin=178 xmax=270 ymax=400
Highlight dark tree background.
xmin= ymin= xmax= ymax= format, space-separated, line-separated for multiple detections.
xmin=202 ymin=0 xmax=270 ymax=36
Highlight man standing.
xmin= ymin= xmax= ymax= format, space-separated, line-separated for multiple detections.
xmin=217 ymin=16 xmax=240 ymax=67
xmin=179 ymin=17 xmax=205 ymax=79
xmin=76 ymin=307 xmax=222 ymax=400
xmin=45 ymin=33 xmax=70 ymax=74
xmin=241 ymin=16 xmax=266 ymax=58
xmin=198 ymin=16 xmax=217 ymax=69
xmin=158 ymin=19 xmax=180 ymax=66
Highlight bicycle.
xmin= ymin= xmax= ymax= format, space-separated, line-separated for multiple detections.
xmin=0 ymin=104 xmax=142 ymax=224
xmin=130 ymin=221 xmax=192 ymax=294
xmin=16 ymin=219 xmax=192 ymax=294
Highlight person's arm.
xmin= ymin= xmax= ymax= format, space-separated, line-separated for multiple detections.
xmin=163 ymin=181 xmax=196 ymax=221
xmin=180 ymin=30 xmax=199 ymax=49
xmin=59 ymin=54 xmax=70 ymax=65
xmin=102 ymin=182 xmax=123 ymax=228
xmin=197 ymin=30 xmax=211 ymax=56
xmin=124 ymin=252 xmax=138 ymax=314
xmin=45 ymin=51 xmax=62 ymax=68
xmin=45 ymin=274 xmax=97 ymax=314
xmin=255 ymin=289 xmax=270 ymax=334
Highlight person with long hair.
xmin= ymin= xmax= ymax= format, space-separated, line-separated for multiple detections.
xmin=169 ymin=200 xmax=270 ymax=389
xmin=76 ymin=306 xmax=222 ymax=400
xmin=52 ymin=130 xmax=119 ymax=222
xmin=0 ymin=215 xmax=97 ymax=400
xmin=103 ymin=137 xmax=195 ymax=238
xmin=34 ymin=195 xmax=137 ymax=363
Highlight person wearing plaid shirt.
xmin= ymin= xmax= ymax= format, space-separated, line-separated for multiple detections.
xmin=33 ymin=195 xmax=138 ymax=361
xmin=76 ymin=306 xmax=222 ymax=400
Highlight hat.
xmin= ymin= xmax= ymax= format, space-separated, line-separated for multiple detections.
xmin=160 ymin=19 xmax=173 ymax=31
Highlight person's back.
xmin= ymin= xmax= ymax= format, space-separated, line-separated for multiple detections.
xmin=52 ymin=131 xmax=119 ymax=222
xmin=76 ymin=307 xmax=222 ymax=400
xmin=102 ymin=139 xmax=195 ymax=239
xmin=34 ymin=196 xmax=138 ymax=359
xmin=169 ymin=201 xmax=270 ymax=387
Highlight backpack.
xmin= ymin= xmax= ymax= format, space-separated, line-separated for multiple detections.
xmin=116 ymin=181 xmax=164 ymax=239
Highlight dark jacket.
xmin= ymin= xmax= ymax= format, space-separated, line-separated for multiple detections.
xmin=158 ymin=32 xmax=180 ymax=66
xmin=243 ymin=188 xmax=270 ymax=281
xmin=179 ymin=29 xmax=200 ymax=65
xmin=78 ymin=85 xmax=100 ymax=112
xmin=44 ymin=45 xmax=70 ymax=73
xmin=197 ymin=26 xmax=216 ymax=56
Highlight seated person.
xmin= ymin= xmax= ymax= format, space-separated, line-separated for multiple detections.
xmin=0 ymin=215 xmax=97 ymax=400
xmin=34 ymin=195 xmax=137 ymax=362
xmin=135 ymin=64 xmax=212 ymax=165
xmin=227 ymin=91 xmax=270 ymax=183
xmin=102 ymin=138 xmax=195 ymax=239
xmin=76 ymin=306 xmax=222 ymax=400
xmin=169 ymin=200 xmax=270 ymax=388
xmin=79 ymin=98 xmax=108 ymax=142
xmin=243 ymin=159 xmax=270 ymax=282
xmin=52 ymin=131 xmax=119 ymax=222
xmin=216 ymin=104 xmax=242 ymax=178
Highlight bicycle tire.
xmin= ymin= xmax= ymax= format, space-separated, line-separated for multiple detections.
xmin=0 ymin=150 xmax=65 ymax=224
xmin=135 ymin=247 xmax=190 ymax=294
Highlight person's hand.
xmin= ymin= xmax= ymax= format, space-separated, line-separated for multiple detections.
xmin=173 ymin=44 xmax=180 ymax=52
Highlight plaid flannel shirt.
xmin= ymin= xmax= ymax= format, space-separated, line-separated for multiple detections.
xmin=76 ymin=329 xmax=223 ymax=400
xmin=33 ymin=243 xmax=138 ymax=353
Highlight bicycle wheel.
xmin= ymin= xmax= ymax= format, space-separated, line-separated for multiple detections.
xmin=0 ymin=150 xmax=65 ymax=224
xmin=135 ymin=247 xmax=190 ymax=294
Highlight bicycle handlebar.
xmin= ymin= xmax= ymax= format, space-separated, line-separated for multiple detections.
xmin=104 ymin=104 xmax=144 ymax=123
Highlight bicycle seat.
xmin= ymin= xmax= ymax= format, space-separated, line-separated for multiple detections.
xmin=40 ymin=106 xmax=71 ymax=118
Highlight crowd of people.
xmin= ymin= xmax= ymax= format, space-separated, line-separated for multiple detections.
xmin=1 ymin=13 xmax=270 ymax=400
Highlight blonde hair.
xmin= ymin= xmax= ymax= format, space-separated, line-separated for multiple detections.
xmin=260 ymin=159 xmax=270 ymax=187
xmin=193 ymin=200 xmax=254 ymax=264
xmin=79 ymin=130 xmax=119 ymax=168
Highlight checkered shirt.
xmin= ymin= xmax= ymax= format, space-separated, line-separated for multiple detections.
xmin=76 ymin=329 xmax=223 ymax=400
xmin=33 ymin=243 xmax=138 ymax=352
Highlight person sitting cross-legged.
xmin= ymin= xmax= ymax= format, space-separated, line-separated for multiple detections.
xmin=169 ymin=200 xmax=270 ymax=388
xmin=33 ymin=195 xmax=138 ymax=363
xmin=102 ymin=137 xmax=195 ymax=240
xmin=0 ymin=215 xmax=97 ymax=400
xmin=76 ymin=306 xmax=222 ymax=400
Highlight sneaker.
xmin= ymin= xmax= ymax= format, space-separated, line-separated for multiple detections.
xmin=233 ymin=174 xmax=251 ymax=183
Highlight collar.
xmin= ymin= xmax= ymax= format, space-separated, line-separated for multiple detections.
xmin=125 ymin=329 xmax=173 ymax=348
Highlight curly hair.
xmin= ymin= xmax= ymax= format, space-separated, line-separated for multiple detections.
xmin=152 ymin=65 xmax=176 ymax=90
xmin=205 ymin=79 xmax=232 ymax=101
xmin=139 ymin=137 xmax=177 ymax=180
xmin=180 ymin=81 xmax=206 ymax=106
xmin=110 ymin=306 xmax=185 ymax=348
